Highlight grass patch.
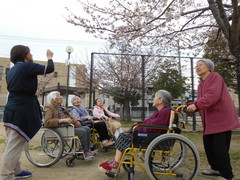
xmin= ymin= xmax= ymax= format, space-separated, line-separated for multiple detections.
xmin=181 ymin=131 xmax=202 ymax=141
xmin=120 ymin=119 xmax=135 ymax=127
xmin=230 ymin=151 xmax=240 ymax=160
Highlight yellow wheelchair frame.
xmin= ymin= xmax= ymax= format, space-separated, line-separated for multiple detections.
xmin=105 ymin=105 xmax=200 ymax=180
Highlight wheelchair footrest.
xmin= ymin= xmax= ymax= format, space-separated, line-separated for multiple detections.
xmin=84 ymin=155 xmax=96 ymax=161
xmin=105 ymin=171 xmax=117 ymax=178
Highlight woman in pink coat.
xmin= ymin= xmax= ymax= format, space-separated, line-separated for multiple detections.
xmin=93 ymin=98 xmax=122 ymax=139
xmin=187 ymin=59 xmax=240 ymax=180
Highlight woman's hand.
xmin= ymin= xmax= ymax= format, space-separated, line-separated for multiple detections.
xmin=100 ymin=117 xmax=106 ymax=122
xmin=59 ymin=118 xmax=72 ymax=124
xmin=46 ymin=49 xmax=53 ymax=60
xmin=86 ymin=117 xmax=94 ymax=124
xmin=186 ymin=104 xmax=197 ymax=113
xmin=75 ymin=121 xmax=82 ymax=128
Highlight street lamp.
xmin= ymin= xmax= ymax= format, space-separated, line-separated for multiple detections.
xmin=65 ymin=45 xmax=73 ymax=107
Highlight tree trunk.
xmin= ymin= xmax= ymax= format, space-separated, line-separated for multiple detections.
xmin=123 ymin=100 xmax=131 ymax=120
xmin=230 ymin=45 xmax=240 ymax=114
xmin=235 ymin=58 xmax=240 ymax=114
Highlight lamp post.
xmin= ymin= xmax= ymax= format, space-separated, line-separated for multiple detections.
xmin=65 ymin=45 xmax=73 ymax=107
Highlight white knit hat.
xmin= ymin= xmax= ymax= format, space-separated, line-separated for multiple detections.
xmin=197 ymin=59 xmax=215 ymax=72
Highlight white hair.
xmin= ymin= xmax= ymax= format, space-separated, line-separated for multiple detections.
xmin=71 ymin=96 xmax=80 ymax=105
xmin=156 ymin=89 xmax=172 ymax=108
xmin=46 ymin=91 xmax=60 ymax=105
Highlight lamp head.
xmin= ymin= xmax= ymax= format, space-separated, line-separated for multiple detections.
xmin=66 ymin=45 xmax=73 ymax=53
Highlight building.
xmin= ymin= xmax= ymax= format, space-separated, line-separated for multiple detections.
xmin=0 ymin=58 xmax=11 ymax=111
xmin=0 ymin=57 xmax=90 ymax=112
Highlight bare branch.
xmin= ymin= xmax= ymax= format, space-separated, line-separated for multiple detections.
xmin=181 ymin=7 xmax=210 ymax=16
xmin=207 ymin=0 xmax=230 ymax=39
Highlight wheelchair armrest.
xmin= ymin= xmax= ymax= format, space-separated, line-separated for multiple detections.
xmin=57 ymin=123 xmax=74 ymax=128
xmin=134 ymin=124 xmax=169 ymax=131
xmin=133 ymin=124 xmax=181 ymax=134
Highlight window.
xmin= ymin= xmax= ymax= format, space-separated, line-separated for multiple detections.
xmin=0 ymin=66 xmax=3 ymax=80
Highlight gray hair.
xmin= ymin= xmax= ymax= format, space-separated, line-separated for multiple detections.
xmin=71 ymin=96 xmax=80 ymax=105
xmin=46 ymin=91 xmax=60 ymax=105
xmin=197 ymin=59 xmax=215 ymax=72
xmin=156 ymin=90 xmax=172 ymax=108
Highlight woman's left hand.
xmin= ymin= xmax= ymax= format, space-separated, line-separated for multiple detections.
xmin=186 ymin=104 xmax=197 ymax=112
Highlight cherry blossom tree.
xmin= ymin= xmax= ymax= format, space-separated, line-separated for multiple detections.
xmin=66 ymin=0 xmax=240 ymax=109
xmin=37 ymin=73 xmax=55 ymax=97
xmin=90 ymin=45 xmax=163 ymax=120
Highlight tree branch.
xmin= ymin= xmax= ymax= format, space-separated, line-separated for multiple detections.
xmin=146 ymin=0 xmax=175 ymax=25
xmin=208 ymin=0 xmax=230 ymax=39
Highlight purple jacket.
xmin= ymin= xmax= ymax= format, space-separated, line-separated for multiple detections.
xmin=137 ymin=107 xmax=171 ymax=133
xmin=194 ymin=72 xmax=240 ymax=135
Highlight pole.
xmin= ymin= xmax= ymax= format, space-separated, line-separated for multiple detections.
xmin=190 ymin=58 xmax=196 ymax=132
xmin=89 ymin=53 xmax=94 ymax=109
xmin=42 ymin=87 xmax=45 ymax=105
xmin=66 ymin=52 xmax=70 ymax=107
xmin=141 ymin=55 xmax=145 ymax=121
xmin=177 ymin=40 xmax=184 ymax=105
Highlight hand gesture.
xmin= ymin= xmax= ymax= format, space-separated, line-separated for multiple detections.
xmin=46 ymin=49 xmax=53 ymax=59
xmin=186 ymin=104 xmax=197 ymax=113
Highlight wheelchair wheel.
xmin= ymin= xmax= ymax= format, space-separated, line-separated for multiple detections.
xmin=122 ymin=159 xmax=135 ymax=180
xmin=128 ymin=170 xmax=134 ymax=180
xmin=145 ymin=133 xmax=200 ymax=180
xmin=122 ymin=159 xmax=135 ymax=172
xmin=25 ymin=127 xmax=64 ymax=167
xmin=66 ymin=156 xmax=76 ymax=167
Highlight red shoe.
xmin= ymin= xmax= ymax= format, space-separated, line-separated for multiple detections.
xmin=99 ymin=160 xmax=119 ymax=172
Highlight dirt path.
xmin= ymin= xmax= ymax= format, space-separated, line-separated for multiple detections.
xmin=0 ymin=122 xmax=238 ymax=180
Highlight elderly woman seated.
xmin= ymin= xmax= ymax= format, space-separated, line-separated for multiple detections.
xmin=93 ymin=98 xmax=123 ymax=139
xmin=99 ymin=90 xmax=172 ymax=172
xmin=71 ymin=96 xmax=114 ymax=147
xmin=44 ymin=91 xmax=96 ymax=158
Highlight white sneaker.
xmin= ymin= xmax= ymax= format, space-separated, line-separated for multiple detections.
xmin=202 ymin=169 xmax=220 ymax=176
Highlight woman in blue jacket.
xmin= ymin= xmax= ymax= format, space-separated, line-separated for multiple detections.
xmin=0 ymin=45 xmax=54 ymax=180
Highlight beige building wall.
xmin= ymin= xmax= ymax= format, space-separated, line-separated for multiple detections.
xmin=0 ymin=58 xmax=11 ymax=109
xmin=0 ymin=57 xmax=90 ymax=109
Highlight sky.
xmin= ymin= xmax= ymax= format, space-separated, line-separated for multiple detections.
xmin=0 ymin=0 xmax=106 ymax=63
xmin=0 ymin=0 xmax=199 ymax=90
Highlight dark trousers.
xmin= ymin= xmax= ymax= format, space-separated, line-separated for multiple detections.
xmin=93 ymin=122 xmax=110 ymax=141
xmin=203 ymin=131 xmax=233 ymax=179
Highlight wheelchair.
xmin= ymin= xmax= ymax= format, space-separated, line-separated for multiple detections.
xmin=25 ymin=123 xmax=96 ymax=167
xmin=105 ymin=105 xmax=200 ymax=180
